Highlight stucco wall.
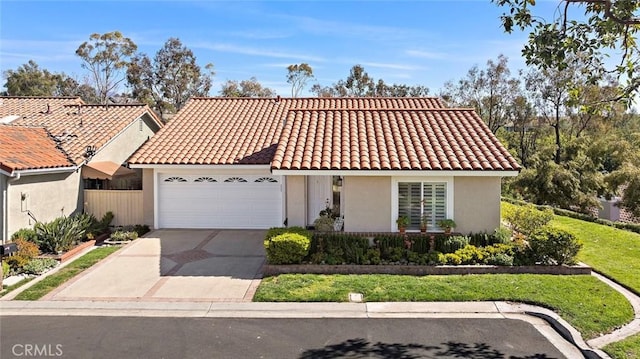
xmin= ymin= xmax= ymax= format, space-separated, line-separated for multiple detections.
xmin=343 ymin=176 xmax=391 ymax=232
xmin=142 ymin=168 xmax=155 ymax=227
xmin=453 ymin=176 xmax=501 ymax=234
xmin=285 ymin=175 xmax=306 ymax=227
xmin=1 ymin=174 xmax=5 ymax=242
xmin=91 ymin=115 xmax=158 ymax=164
xmin=7 ymin=171 xmax=82 ymax=238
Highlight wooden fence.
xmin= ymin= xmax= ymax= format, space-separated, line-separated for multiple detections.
xmin=84 ymin=190 xmax=143 ymax=226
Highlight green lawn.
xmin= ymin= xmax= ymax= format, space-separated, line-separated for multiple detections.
xmin=254 ymin=273 xmax=632 ymax=340
xmin=14 ymin=246 xmax=121 ymax=301
xmin=551 ymin=215 xmax=640 ymax=294
xmin=604 ymin=333 xmax=640 ymax=359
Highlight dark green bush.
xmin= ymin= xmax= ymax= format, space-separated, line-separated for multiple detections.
xmin=310 ymin=233 xmax=369 ymax=264
xmin=264 ymin=233 xmax=310 ymax=264
xmin=374 ymin=235 xmax=404 ymax=252
xmin=409 ymin=236 xmax=431 ymax=254
xmin=529 ymin=226 xmax=582 ymax=265
xmin=133 ymin=224 xmax=150 ymax=236
xmin=435 ymin=235 xmax=469 ymax=254
xmin=364 ymin=248 xmax=381 ymax=265
xmin=487 ymin=253 xmax=514 ymax=266
xmin=10 ymin=227 xmax=37 ymax=243
xmin=384 ymin=247 xmax=405 ymax=262
xmin=34 ymin=215 xmax=89 ymax=253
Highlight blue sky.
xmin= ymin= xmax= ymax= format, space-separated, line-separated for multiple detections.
xmin=0 ymin=0 xmax=563 ymax=97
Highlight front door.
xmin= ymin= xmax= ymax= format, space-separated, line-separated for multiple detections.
xmin=307 ymin=176 xmax=332 ymax=225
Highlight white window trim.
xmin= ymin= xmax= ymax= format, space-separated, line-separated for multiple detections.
xmin=391 ymin=176 xmax=454 ymax=232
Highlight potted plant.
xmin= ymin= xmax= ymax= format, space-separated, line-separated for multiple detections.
xmin=437 ymin=219 xmax=457 ymax=234
xmin=396 ymin=216 xmax=409 ymax=234
xmin=420 ymin=215 xmax=429 ymax=233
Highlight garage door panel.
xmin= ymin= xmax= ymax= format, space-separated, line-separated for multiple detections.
xmin=158 ymin=174 xmax=282 ymax=229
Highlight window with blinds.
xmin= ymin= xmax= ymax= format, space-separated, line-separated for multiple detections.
xmin=398 ymin=182 xmax=447 ymax=230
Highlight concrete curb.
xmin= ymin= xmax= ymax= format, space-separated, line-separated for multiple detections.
xmin=588 ymin=272 xmax=640 ymax=349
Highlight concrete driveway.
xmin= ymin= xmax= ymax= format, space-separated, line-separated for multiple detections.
xmin=44 ymin=229 xmax=266 ymax=302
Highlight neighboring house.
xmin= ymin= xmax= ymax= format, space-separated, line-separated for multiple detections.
xmin=129 ymin=97 xmax=521 ymax=233
xmin=0 ymin=96 xmax=163 ymax=242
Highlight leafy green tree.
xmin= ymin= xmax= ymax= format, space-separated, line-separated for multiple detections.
xmin=311 ymin=64 xmax=430 ymax=98
xmin=127 ymin=37 xmax=214 ymax=116
xmin=3 ymin=60 xmax=64 ymax=96
xmin=441 ymin=54 xmax=519 ymax=133
xmin=76 ymin=31 xmax=137 ymax=104
xmin=3 ymin=60 xmax=97 ymax=102
xmin=493 ymin=0 xmax=640 ymax=103
xmin=219 ymin=77 xmax=276 ymax=97
xmin=286 ymin=63 xmax=314 ymax=98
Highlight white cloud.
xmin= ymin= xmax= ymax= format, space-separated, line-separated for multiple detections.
xmin=193 ymin=42 xmax=325 ymax=62
xmin=360 ymin=62 xmax=426 ymax=71
xmin=405 ymin=49 xmax=449 ymax=60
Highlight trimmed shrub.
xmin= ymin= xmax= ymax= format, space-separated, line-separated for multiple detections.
xmin=435 ymin=235 xmax=469 ymax=254
xmin=313 ymin=216 xmax=335 ymax=232
xmin=110 ymin=230 xmax=138 ymax=241
xmin=266 ymin=227 xmax=311 ymax=241
xmin=529 ymin=226 xmax=582 ymax=265
xmin=487 ymin=253 xmax=514 ymax=266
xmin=503 ymin=204 xmax=553 ymax=235
xmin=22 ymin=258 xmax=58 ymax=275
xmin=10 ymin=228 xmax=37 ymax=243
xmin=264 ymin=233 xmax=310 ymax=264
xmin=364 ymin=248 xmax=381 ymax=265
xmin=454 ymin=245 xmax=486 ymax=265
xmin=493 ymin=226 xmax=513 ymax=244
xmin=442 ymin=253 xmax=462 ymax=265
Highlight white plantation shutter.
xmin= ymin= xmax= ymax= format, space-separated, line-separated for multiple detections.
xmin=398 ymin=182 xmax=447 ymax=230
xmin=398 ymin=183 xmax=422 ymax=229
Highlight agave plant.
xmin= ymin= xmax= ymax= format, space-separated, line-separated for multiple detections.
xmin=34 ymin=215 xmax=89 ymax=254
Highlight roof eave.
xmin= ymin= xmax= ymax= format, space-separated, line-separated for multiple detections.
xmin=270 ymin=169 xmax=521 ymax=177
xmin=12 ymin=166 xmax=78 ymax=176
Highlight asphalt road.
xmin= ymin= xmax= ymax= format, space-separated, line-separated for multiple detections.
xmin=1 ymin=316 xmax=568 ymax=359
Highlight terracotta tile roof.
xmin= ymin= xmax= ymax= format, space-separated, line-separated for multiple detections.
xmin=129 ymin=97 xmax=446 ymax=165
xmin=0 ymin=125 xmax=74 ymax=173
xmin=272 ymin=108 xmax=521 ymax=171
xmin=0 ymin=96 xmax=83 ymax=120
xmin=12 ymin=103 xmax=163 ymax=165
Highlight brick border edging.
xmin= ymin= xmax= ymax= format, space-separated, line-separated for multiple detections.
xmin=262 ymin=263 xmax=592 ymax=276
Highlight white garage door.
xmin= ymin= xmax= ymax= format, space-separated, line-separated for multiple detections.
xmin=158 ymin=174 xmax=283 ymax=229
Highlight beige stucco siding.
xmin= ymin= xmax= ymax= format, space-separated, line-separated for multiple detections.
xmin=285 ymin=176 xmax=306 ymax=228
xmin=7 ymin=171 xmax=82 ymax=238
xmin=91 ymin=115 xmax=158 ymax=165
xmin=142 ymin=168 xmax=154 ymax=227
xmin=343 ymin=176 xmax=391 ymax=232
xmin=1 ymin=174 xmax=5 ymax=242
xmin=453 ymin=176 xmax=501 ymax=234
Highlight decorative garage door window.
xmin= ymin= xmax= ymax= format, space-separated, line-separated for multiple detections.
xmin=164 ymin=176 xmax=188 ymax=182
xmin=194 ymin=176 xmax=217 ymax=182
xmin=255 ymin=177 xmax=278 ymax=183
xmin=224 ymin=177 xmax=248 ymax=183
xmin=398 ymin=182 xmax=446 ymax=230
